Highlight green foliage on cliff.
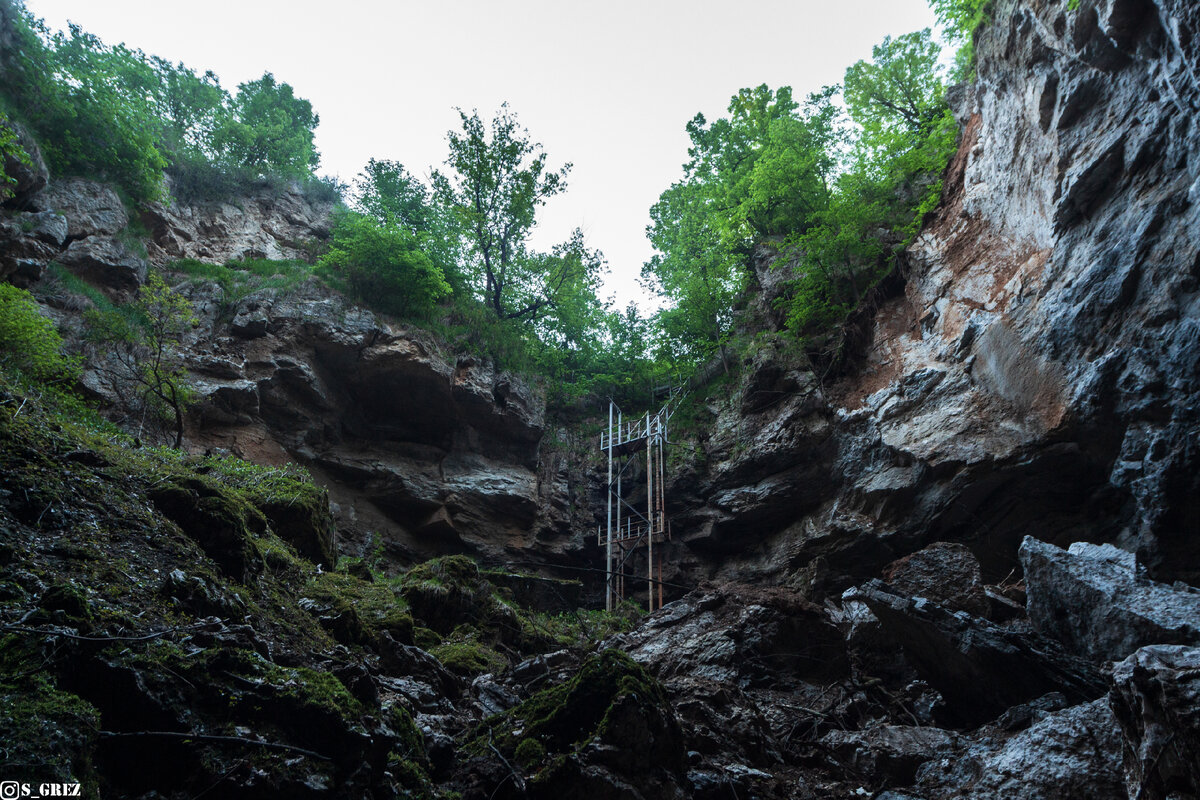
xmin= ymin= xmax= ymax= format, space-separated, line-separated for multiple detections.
xmin=929 ymin=0 xmax=993 ymax=76
xmin=317 ymin=210 xmax=452 ymax=318
xmin=340 ymin=107 xmax=662 ymax=407
xmin=645 ymin=25 xmax=959 ymax=364
xmin=0 ymin=112 xmax=33 ymax=202
xmin=643 ymin=84 xmax=842 ymax=366
xmin=782 ymin=28 xmax=958 ymax=338
xmin=0 ymin=283 xmax=80 ymax=383
xmin=209 ymin=72 xmax=320 ymax=178
xmin=84 ymin=272 xmax=198 ymax=447
xmin=0 ymin=0 xmax=327 ymax=203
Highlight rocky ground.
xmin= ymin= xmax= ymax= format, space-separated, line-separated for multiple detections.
xmin=2 ymin=0 xmax=1200 ymax=797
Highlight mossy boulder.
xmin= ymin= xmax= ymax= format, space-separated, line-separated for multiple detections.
xmin=0 ymin=678 xmax=99 ymax=790
xmin=147 ymin=477 xmax=265 ymax=581
xmin=430 ymin=625 xmax=507 ymax=677
xmin=0 ymin=636 xmax=99 ymax=791
xmin=36 ymin=582 xmax=93 ymax=626
xmin=247 ymin=482 xmax=336 ymax=567
xmin=302 ymin=570 xmax=414 ymax=646
xmin=400 ymin=555 xmax=491 ymax=634
xmin=467 ymin=649 xmax=687 ymax=798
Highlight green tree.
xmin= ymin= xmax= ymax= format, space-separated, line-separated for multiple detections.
xmin=644 ymin=179 xmax=744 ymax=368
xmin=842 ymin=28 xmax=958 ymax=236
xmin=783 ymin=173 xmax=890 ymax=333
xmin=0 ymin=283 xmax=79 ymax=383
xmin=149 ymin=57 xmax=230 ymax=158
xmin=526 ymin=229 xmax=608 ymax=352
xmin=212 ymin=73 xmax=319 ymax=177
xmin=845 ymin=29 xmax=947 ymax=145
xmin=778 ymin=29 xmax=958 ymax=341
xmin=316 ymin=210 xmax=452 ymax=318
xmin=86 ymin=273 xmax=197 ymax=448
xmin=355 ymin=158 xmax=432 ymax=230
xmin=644 ymin=86 xmax=841 ymax=365
xmin=928 ymin=0 xmax=992 ymax=77
xmin=1 ymin=18 xmax=167 ymax=201
xmin=435 ymin=105 xmax=572 ymax=322
xmin=354 ymin=158 xmax=466 ymax=291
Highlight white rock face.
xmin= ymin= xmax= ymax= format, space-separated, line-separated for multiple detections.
xmin=140 ymin=180 xmax=335 ymax=266
xmin=829 ymin=0 xmax=1200 ymax=584
xmin=1109 ymin=645 xmax=1200 ymax=799
xmin=915 ymin=699 xmax=1124 ymax=800
xmin=36 ymin=178 xmax=128 ymax=238
xmin=1020 ymin=536 xmax=1200 ymax=662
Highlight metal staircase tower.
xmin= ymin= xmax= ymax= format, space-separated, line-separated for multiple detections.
xmin=598 ymin=399 xmax=672 ymax=611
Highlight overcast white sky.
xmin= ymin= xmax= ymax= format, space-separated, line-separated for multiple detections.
xmin=25 ymin=0 xmax=939 ymax=308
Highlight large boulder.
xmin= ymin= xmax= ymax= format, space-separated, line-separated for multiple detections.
xmin=882 ymin=542 xmax=989 ymax=617
xmin=1020 ymin=537 xmax=1200 ymax=662
xmin=849 ymin=580 xmax=1104 ymax=727
xmin=913 ymin=698 xmax=1125 ymax=799
xmin=57 ymin=236 xmax=147 ymax=294
xmin=457 ymin=649 xmax=688 ymax=800
xmin=35 ymin=178 xmax=128 ymax=238
xmin=619 ymin=584 xmax=848 ymax=687
xmin=1109 ymin=645 xmax=1200 ymax=800
xmin=821 ymin=725 xmax=962 ymax=786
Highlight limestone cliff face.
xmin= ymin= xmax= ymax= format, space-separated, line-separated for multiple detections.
xmin=662 ymin=0 xmax=1200 ymax=592
xmin=858 ymin=0 xmax=1200 ymax=582
xmin=174 ymin=278 xmax=576 ymax=568
xmin=3 ymin=173 xmax=580 ymax=571
xmin=140 ymin=179 xmax=335 ymax=266
xmin=4 ymin=0 xmax=1197 ymax=596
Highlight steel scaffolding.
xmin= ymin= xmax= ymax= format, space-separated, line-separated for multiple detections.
xmin=598 ymin=399 xmax=671 ymax=611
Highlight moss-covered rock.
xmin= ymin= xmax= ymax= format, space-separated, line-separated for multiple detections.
xmin=471 ymin=649 xmax=681 ymax=760
xmin=303 ymin=570 xmax=414 ymax=646
xmin=463 ymin=649 xmax=687 ymax=799
xmin=37 ymin=582 xmax=93 ymax=626
xmin=430 ymin=625 xmax=507 ymax=677
xmin=206 ymin=458 xmax=336 ymax=567
xmin=400 ymin=555 xmax=490 ymax=635
xmin=0 ymin=636 xmax=99 ymax=792
xmin=515 ymin=737 xmax=546 ymax=769
xmin=0 ymin=677 xmax=99 ymax=791
xmin=147 ymin=478 xmax=265 ymax=581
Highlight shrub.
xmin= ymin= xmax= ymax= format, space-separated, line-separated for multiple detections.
xmin=0 ymin=282 xmax=79 ymax=382
xmin=84 ymin=272 xmax=197 ymax=447
xmin=316 ymin=210 xmax=451 ymax=318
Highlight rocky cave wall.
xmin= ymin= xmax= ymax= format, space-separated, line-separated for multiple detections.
xmin=3 ymin=0 xmax=1198 ymax=599
xmin=659 ymin=0 xmax=1200 ymax=596
xmin=0 ymin=172 xmax=591 ymax=577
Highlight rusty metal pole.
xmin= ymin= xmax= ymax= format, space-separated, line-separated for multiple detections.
xmin=605 ymin=402 xmax=613 ymax=612
xmin=646 ymin=412 xmax=655 ymax=612
xmin=615 ymin=408 xmax=621 ymax=582
xmin=657 ymin=430 xmax=665 ymax=609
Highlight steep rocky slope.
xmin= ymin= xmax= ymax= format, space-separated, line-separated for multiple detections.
xmin=3 ymin=0 xmax=1200 ymax=797
xmin=661 ymin=0 xmax=1200 ymax=598
xmin=3 ymin=173 xmax=589 ymax=576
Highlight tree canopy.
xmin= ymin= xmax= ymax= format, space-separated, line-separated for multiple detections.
xmin=433 ymin=105 xmax=578 ymax=323
xmin=0 ymin=2 xmax=325 ymax=202
xmin=212 ymin=73 xmax=320 ymax=178
xmin=645 ymin=26 xmax=960 ymax=362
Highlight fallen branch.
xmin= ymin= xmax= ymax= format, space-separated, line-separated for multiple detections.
xmin=99 ymin=730 xmax=331 ymax=761
xmin=0 ymin=620 xmax=218 ymax=642
xmin=487 ymin=730 xmax=525 ymax=795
